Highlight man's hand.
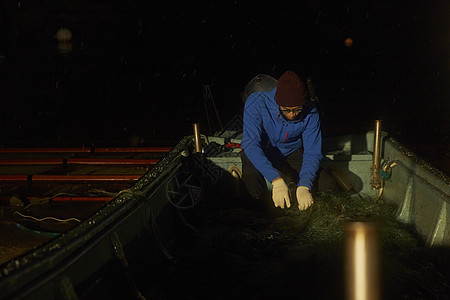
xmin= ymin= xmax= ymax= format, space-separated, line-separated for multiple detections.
xmin=272 ymin=178 xmax=291 ymax=208
xmin=296 ymin=186 xmax=313 ymax=210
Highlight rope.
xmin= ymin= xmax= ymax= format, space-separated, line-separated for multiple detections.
xmin=203 ymin=85 xmax=223 ymax=134
xmin=24 ymin=192 xmax=80 ymax=208
xmin=203 ymin=87 xmax=213 ymax=134
xmin=206 ymin=85 xmax=223 ymax=130
xmin=13 ymin=211 xmax=81 ymax=223
xmin=88 ymin=188 xmax=116 ymax=196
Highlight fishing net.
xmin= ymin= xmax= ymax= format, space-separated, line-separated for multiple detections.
xmin=135 ymin=191 xmax=450 ymax=300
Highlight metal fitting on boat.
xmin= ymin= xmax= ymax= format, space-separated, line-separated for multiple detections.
xmin=371 ymin=120 xmax=382 ymax=190
xmin=193 ymin=123 xmax=202 ymax=153
xmin=228 ymin=165 xmax=242 ymax=198
xmin=345 ymin=222 xmax=380 ymax=300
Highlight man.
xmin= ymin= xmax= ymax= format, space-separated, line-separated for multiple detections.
xmin=241 ymin=70 xmax=322 ymax=210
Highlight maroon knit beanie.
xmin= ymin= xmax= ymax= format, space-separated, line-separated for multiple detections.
xmin=275 ymin=71 xmax=307 ymax=107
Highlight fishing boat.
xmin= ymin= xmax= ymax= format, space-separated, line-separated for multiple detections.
xmin=0 ymin=77 xmax=449 ymax=299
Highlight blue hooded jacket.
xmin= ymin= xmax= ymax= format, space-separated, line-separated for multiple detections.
xmin=241 ymin=88 xmax=322 ymax=189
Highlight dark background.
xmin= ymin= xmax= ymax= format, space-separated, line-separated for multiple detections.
xmin=0 ymin=0 xmax=448 ymax=174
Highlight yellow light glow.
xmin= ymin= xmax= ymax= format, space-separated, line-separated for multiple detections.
xmin=354 ymin=229 xmax=367 ymax=300
xmin=56 ymin=28 xmax=72 ymax=42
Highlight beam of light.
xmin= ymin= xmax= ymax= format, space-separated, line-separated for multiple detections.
xmin=354 ymin=228 xmax=367 ymax=300
xmin=346 ymin=222 xmax=379 ymax=300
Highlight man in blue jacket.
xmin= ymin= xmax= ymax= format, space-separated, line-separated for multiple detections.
xmin=241 ymin=70 xmax=322 ymax=210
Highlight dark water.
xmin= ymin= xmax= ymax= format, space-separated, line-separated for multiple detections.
xmin=0 ymin=1 xmax=448 ymax=173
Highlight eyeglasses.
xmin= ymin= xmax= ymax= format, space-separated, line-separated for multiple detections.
xmin=280 ymin=107 xmax=303 ymax=114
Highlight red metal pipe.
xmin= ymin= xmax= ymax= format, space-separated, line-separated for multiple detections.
xmin=0 ymin=147 xmax=171 ymax=153
xmin=0 ymin=159 xmax=62 ymax=165
xmin=94 ymin=147 xmax=172 ymax=153
xmin=32 ymin=175 xmax=142 ymax=182
xmin=0 ymin=148 xmax=91 ymax=153
xmin=67 ymin=158 xmax=159 ymax=165
xmin=0 ymin=175 xmax=141 ymax=182
xmin=0 ymin=158 xmax=159 ymax=165
xmin=0 ymin=175 xmax=28 ymax=181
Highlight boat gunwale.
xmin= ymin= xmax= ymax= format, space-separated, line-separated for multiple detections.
xmin=385 ymin=137 xmax=449 ymax=195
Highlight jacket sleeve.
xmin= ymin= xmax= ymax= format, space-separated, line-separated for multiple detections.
xmin=242 ymin=95 xmax=281 ymax=182
xmin=298 ymin=109 xmax=322 ymax=189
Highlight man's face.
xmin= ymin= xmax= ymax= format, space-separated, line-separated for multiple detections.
xmin=280 ymin=105 xmax=303 ymax=120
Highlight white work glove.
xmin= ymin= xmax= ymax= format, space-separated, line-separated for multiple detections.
xmin=271 ymin=178 xmax=291 ymax=208
xmin=296 ymin=186 xmax=314 ymax=210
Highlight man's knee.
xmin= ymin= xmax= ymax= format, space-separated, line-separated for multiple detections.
xmin=241 ymin=151 xmax=268 ymax=199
